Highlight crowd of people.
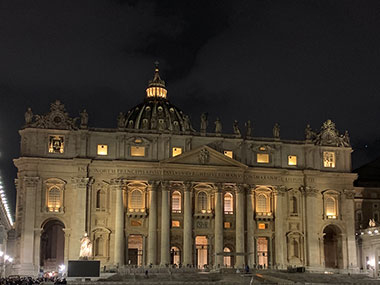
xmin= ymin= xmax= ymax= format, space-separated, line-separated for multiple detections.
xmin=0 ymin=276 xmax=67 ymax=285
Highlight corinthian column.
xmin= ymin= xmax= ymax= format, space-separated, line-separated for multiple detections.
xmin=246 ymin=188 xmax=255 ymax=267
xmin=214 ymin=184 xmax=223 ymax=268
xmin=113 ymin=179 xmax=124 ymax=267
xmin=183 ymin=183 xmax=193 ymax=266
xmin=160 ymin=182 xmax=170 ymax=266
xmin=147 ymin=182 xmax=158 ymax=265
xmin=235 ymin=184 xmax=245 ymax=268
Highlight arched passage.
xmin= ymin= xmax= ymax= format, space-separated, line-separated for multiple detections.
xmin=40 ymin=219 xmax=65 ymax=271
xmin=323 ymin=224 xmax=343 ymax=269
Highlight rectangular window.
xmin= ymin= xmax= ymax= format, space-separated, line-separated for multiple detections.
xmin=172 ymin=147 xmax=182 ymax=157
xmin=288 ymin=155 xmax=297 ymax=166
xmin=48 ymin=135 xmax=64 ymax=153
xmin=224 ymin=222 xmax=231 ymax=229
xmin=323 ymin=151 xmax=335 ymax=168
xmin=258 ymin=223 xmax=266 ymax=230
xmin=257 ymin=153 xmax=269 ymax=163
xmin=224 ymin=150 xmax=233 ymax=158
xmin=172 ymin=220 xmax=180 ymax=228
xmin=131 ymin=146 xmax=145 ymax=157
xmin=97 ymin=144 xmax=108 ymax=156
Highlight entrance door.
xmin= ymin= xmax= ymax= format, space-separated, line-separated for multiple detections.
xmin=195 ymin=236 xmax=208 ymax=268
xmin=323 ymin=225 xmax=343 ymax=269
xmin=40 ymin=220 xmax=65 ymax=271
xmin=170 ymin=246 xmax=181 ymax=265
xmin=257 ymin=237 xmax=268 ymax=269
xmin=128 ymin=235 xmax=143 ymax=266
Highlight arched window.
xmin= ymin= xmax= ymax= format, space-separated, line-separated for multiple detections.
xmin=95 ymin=236 xmax=104 ymax=256
xmin=292 ymin=239 xmax=299 ymax=258
xmin=256 ymin=194 xmax=268 ymax=213
xmin=198 ymin=192 xmax=207 ymax=212
xmin=48 ymin=187 xmax=61 ymax=212
xmin=291 ymin=196 xmax=298 ymax=214
xmin=325 ymin=197 xmax=336 ymax=217
xmin=224 ymin=193 xmax=233 ymax=214
xmin=96 ymin=189 xmax=106 ymax=209
xmin=172 ymin=191 xmax=182 ymax=213
xmin=130 ymin=190 xmax=143 ymax=209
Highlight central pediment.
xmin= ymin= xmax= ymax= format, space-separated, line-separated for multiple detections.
xmin=160 ymin=145 xmax=248 ymax=168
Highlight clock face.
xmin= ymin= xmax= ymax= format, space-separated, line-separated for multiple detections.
xmin=49 ymin=111 xmax=65 ymax=127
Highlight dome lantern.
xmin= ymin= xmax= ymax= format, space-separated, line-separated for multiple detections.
xmin=146 ymin=61 xmax=167 ymax=99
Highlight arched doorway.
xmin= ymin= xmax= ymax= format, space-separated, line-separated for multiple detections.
xmin=170 ymin=246 xmax=181 ymax=265
xmin=195 ymin=236 xmax=208 ymax=268
xmin=128 ymin=235 xmax=143 ymax=266
xmin=40 ymin=219 xmax=65 ymax=271
xmin=323 ymin=225 xmax=343 ymax=269
xmin=223 ymin=247 xmax=233 ymax=267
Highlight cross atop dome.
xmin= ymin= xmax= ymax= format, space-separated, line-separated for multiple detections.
xmin=146 ymin=61 xmax=167 ymax=99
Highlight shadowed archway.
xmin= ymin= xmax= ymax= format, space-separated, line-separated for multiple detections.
xmin=40 ymin=219 xmax=65 ymax=271
xmin=323 ymin=224 xmax=343 ymax=269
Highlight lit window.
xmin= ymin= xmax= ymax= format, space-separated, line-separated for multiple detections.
xmin=172 ymin=147 xmax=182 ymax=157
xmin=259 ymin=146 xmax=266 ymax=151
xmin=97 ymin=144 xmax=108 ymax=156
xmin=288 ymin=155 xmax=297 ymax=166
xmin=323 ymin=151 xmax=335 ymax=168
xmin=224 ymin=150 xmax=233 ymax=159
xmin=48 ymin=136 xmax=64 ymax=153
xmin=198 ymin=192 xmax=208 ymax=213
xmin=130 ymin=190 xmax=143 ymax=209
xmin=48 ymin=187 xmax=61 ymax=212
xmin=257 ymin=153 xmax=269 ymax=163
xmin=258 ymin=223 xmax=266 ymax=230
xmin=172 ymin=220 xmax=180 ymax=228
xmin=172 ymin=191 xmax=182 ymax=213
xmin=224 ymin=222 xmax=231 ymax=229
xmin=135 ymin=138 xmax=142 ymax=143
xmin=256 ymin=194 xmax=269 ymax=213
xmin=131 ymin=146 xmax=145 ymax=157
xmin=224 ymin=193 xmax=233 ymax=214
xmin=325 ymin=196 xmax=337 ymax=218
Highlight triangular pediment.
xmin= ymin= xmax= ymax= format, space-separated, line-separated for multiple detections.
xmin=161 ymin=145 xmax=248 ymax=168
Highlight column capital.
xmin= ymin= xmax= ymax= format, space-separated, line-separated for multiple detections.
xmin=147 ymin=180 xmax=160 ymax=191
xmin=343 ymin=189 xmax=355 ymax=199
xmin=273 ymin=185 xmax=287 ymax=196
xmin=300 ymin=186 xmax=319 ymax=197
xmin=23 ymin=176 xmax=40 ymax=187
xmin=71 ymin=177 xmax=89 ymax=188
xmin=236 ymin=183 xmax=249 ymax=194
xmin=183 ymin=181 xmax=193 ymax=192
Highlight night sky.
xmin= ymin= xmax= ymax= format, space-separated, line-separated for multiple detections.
xmin=1 ymin=0 xmax=380 ymax=212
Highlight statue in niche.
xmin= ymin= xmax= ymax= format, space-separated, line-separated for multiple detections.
xmin=79 ymin=109 xmax=88 ymax=129
xmin=214 ymin=117 xmax=222 ymax=134
xmin=233 ymin=120 xmax=241 ymax=136
xmin=79 ymin=233 xmax=92 ymax=259
xmin=117 ymin=112 xmax=125 ymax=129
xmin=24 ymin=107 xmax=34 ymax=125
xmin=273 ymin=123 xmax=280 ymax=139
xmin=305 ymin=124 xmax=315 ymax=141
xmin=245 ymin=120 xmax=252 ymax=137
xmin=369 ymin=219 xmax=376 ymax=227
xmin=200 ymin=113 xmax=208 ymax=132
xmin=183 ymin=115 xmax=191 ymax=131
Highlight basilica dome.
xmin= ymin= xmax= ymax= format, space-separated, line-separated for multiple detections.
xmin=123 ymin=64 xmax=194 ymax=133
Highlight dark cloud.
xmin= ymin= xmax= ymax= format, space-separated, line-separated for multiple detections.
xmin=1 ymin=0 xmax=380 ymax=212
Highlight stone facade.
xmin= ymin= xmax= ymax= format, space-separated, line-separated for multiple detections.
xmin=13 ymin=66 xmax=358 ymax=276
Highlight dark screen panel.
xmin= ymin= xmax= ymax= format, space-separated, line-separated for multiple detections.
xmin=68 ymin=260 xmax=100 ymax=277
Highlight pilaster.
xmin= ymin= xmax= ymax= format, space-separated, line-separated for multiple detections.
xmin=111 ymin=178 xmax=125 ymax=267
xmin=214 ymin=183 xmax=223 ymax=268
xmin=147 ymin=181 xmax=158 ymax=265
xmin=183 ymin=182 xmax=193 ymax=266
xmin=235 ymin=184 xmax=245 ymax=268
xmin=160 ymin=181 xmax=170 ymax=266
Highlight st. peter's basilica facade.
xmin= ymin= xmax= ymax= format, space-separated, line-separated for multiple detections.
xmin=13 ymin=65 xmax=357 ymax=276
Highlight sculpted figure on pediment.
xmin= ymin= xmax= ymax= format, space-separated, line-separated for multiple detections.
xmin=233 ymin=120 xmax=241 ymax=137
xmin=117 ymin=112 xmax=125 ymax=129
xmin=80 ymin=109 xmax=88 ymax=129
xmin=200 ymin=113 xmax=208 ymax=133
xmin=198 ymin=148 xmax=210 ymax=165
xmin=245 ymin=120 xmax=252 ymax=137
xmin=24 ymin=107 xmax=34 ymax=126
xmin=273 ymin=123 xmax=280 ymax=139
xmin=30 ymin=100 xmax=78 ymax=130
xmin=214 ymin=117 xmax=222 ymax=134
